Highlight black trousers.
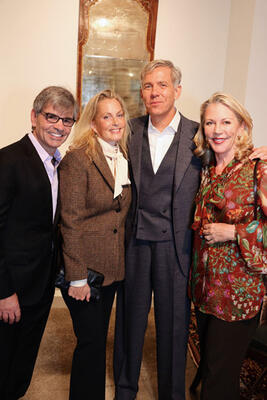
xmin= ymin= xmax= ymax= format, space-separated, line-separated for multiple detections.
xmin=0 ymin=293 xmax=54 ymax=400
xmin=196 ymin=309 xmax=260 ymax=400
xmin=62 ymin=281 xmax=122 ymax=400
xmin=116 ymin=238 xmax=190 ymax=400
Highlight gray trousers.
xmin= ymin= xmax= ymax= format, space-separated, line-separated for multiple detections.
xmin=115 ymin=237 xmax=190 ymax=400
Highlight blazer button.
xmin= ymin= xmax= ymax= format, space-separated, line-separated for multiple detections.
xmin=113 ymin=229 xmax=118 ymax=233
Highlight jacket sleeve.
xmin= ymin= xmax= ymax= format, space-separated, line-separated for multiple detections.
xmin=59 ymin=151 xmax=90 ymax=281
xmin=0 ymin=153 xmax=16 ymax=299
xmin=236 ymin=161 xmax=267 ymax=274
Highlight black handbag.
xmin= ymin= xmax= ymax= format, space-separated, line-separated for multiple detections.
xmin=55 ymin=267 xmax=104 ymax=302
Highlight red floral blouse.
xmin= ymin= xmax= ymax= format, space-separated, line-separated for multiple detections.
xmin=189 ymin=159 xmax=267 ymax=321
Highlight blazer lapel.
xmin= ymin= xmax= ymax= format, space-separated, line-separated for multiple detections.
xmin=20 ymin=135 xmax=54 ymax=221
xmin=128 ymin=116 xmax=148 ymax=191
xmin=92 ymin=141 xmax=115 ymax=192
xmin=173 ymin=114 xmax=195 ymax=193
xmin=20 ymin=135 xmax=52 ymax=187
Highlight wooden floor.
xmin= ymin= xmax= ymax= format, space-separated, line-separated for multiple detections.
xmin=22 ymin=294 xmax=197 ymax=400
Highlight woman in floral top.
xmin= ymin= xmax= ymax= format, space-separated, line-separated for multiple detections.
xmin=189 ymin=92 xmax=267 ymax=400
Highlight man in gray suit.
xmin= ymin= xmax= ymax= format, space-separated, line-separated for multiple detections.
xmin=115 ymin=60 xmax=202 ymax=400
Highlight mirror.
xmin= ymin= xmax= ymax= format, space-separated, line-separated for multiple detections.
xmin=77 ymin=0 xmax=159 ymax=118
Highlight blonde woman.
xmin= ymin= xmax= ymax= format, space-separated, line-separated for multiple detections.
xmin=189 ymin=92 xmax=267 ymax=400
xmin=59 ymin=90 xmax=131 ymax=400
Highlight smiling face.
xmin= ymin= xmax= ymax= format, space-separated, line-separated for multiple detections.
xmin=141 ymin=66 xmax=181 ymax=126
xmin=204 ymin=102 xmax=243 ymax=164
xmin=91 ymin=98 xmax=126 ymax=144
xmin=31 ymin=104 xmax=73 ymax=155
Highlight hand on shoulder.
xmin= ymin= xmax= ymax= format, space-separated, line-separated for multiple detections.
xmin=249 ymin=146 xmax=267 ymax=161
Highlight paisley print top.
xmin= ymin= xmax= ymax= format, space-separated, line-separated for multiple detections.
xmin=189 ymin=159 xmax=267 ymax=321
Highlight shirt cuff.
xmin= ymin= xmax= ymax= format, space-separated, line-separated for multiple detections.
xmin=70 ymin=279 xmax=87 ymax=287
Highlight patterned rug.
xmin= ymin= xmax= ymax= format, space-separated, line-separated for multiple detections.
xmin=188 ymin=309 xmax=267 ymax=400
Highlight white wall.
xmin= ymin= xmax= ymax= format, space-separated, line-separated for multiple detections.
xmin=245 ymin=0 xmax=267 ymax=147
xmin=0 ymin=0 xmax=79 ymax=149
xmin=223 ymin=0 xmax=266 ymax=147
xmin=223 ymin=0 xmax=256 ymax=102
xmin=155 ymin=0 xmax=231 ymax=122
xmin=0 ymin=0 xmax=265 ymax=150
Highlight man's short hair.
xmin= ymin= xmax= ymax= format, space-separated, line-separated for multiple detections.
xmin=141 ymin=60 xmax=182 ymax=87
xmin=33 ymin=86 xmax=79 ymax=119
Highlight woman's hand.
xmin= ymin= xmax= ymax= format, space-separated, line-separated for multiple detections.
xmin=203 ymin=223 xmax=236 ymax=244
xmin=68 ymin=283 xmax=91 ymax=302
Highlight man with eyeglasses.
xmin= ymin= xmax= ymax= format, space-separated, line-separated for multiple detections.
xmin=0 ymin=86 xmax=78 ymax=400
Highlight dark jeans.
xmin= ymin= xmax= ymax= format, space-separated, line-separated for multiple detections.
xmin=62 ymin=281 xmax=122 ymax=400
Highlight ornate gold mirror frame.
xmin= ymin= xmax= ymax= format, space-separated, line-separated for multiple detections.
xmin=77 ymin=0 xmax=159 ymax=118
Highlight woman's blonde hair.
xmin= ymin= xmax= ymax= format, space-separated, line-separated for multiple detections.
xmin=70 ymin=90 xmax=130 ymax=159
xmin=194 ymin=92 xmax=253 ymax=165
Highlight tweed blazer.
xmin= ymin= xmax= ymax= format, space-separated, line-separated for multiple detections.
xmin=59 ymin=142 xmax=131 ymax=286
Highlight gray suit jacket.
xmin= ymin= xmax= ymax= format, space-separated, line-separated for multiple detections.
xmin=127 ymin=113 xmax=201 ymax=276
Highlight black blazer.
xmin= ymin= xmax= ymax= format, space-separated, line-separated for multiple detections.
xmin=127 ymin=113 xmax=202 ymax=276
xmin=0 ymin=135 xmax=59 ymax=306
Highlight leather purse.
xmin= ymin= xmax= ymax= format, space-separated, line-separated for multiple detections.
xmin=55 ymin=267 xmax=104 ymax=302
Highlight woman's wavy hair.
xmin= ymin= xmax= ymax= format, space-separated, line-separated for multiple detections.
xmin=70 ymin=90 xmax=130 ymax=159
xmin=194 ymin=92 xmax=253 ymax=166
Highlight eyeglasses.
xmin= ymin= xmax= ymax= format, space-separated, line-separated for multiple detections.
xmin=40 ymin=111 xmax=76 ymax=127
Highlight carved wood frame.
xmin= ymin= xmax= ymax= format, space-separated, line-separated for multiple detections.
xmin=76 ymin=0 xmax=159 ymax=109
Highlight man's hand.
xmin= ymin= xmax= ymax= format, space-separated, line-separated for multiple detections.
xmin=0 ymin=293 xmax=21 ymax=324
xmin=249 ymin=146 xmax=267 ymax=161
xmin=68 ymin=283 xmax=91 ymax=302
xmin=203 ymin=223 xmax=235 ymax=244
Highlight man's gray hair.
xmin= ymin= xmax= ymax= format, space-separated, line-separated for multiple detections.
xmin=141 ymin=60 xmax=182 ymax=87
xmin=33 ymin=86 xmax=79 ymax=119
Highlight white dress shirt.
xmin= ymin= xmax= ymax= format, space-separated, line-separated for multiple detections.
xmin=148 ymin=109 xmax=181 ymax=173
